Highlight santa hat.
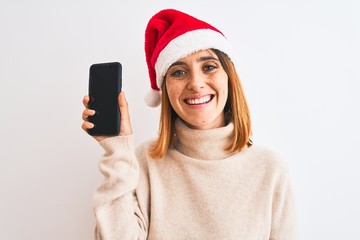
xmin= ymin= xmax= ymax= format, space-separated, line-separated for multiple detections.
xmin=144 ymin=9 xmax=234 ymax=107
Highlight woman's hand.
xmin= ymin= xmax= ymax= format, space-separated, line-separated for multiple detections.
xmin=81 ymin=92 xmax=133 ymax=142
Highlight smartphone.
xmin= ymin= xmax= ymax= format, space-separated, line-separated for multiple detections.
xmin=87 ymin=62 xmax=122 ymax=136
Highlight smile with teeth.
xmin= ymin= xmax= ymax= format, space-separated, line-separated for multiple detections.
xmin=185 ymin=95 xmax=214 ymax=105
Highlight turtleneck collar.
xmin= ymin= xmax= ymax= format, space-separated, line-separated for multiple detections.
xmin=172 ymin=118 xmax=235 ymax=160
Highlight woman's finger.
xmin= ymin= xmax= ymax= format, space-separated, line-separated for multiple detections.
xmin=81 ymin=121 xmax=94 ymax=131
xmin=83 ymin=95 xmax=90 ymax=108
xmin=118 ymin=92 xmax=133 ymax=136
xmin=82 ymin=109 xmax=96 ymax=121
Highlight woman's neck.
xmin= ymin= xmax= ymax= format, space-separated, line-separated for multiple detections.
xmin=172 ymin=118 xmax=235 ymax=160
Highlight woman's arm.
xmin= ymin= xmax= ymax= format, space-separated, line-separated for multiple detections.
xmin=82 ymin=92 xmax=148 ymax=239
xmin=93 ymin=135 xmax=147 ymax=240
xmin=270 ymin=163 xmax=299 ymax=240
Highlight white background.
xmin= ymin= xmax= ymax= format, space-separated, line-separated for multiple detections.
xmin=1 ymin=0 xmax=359 ymax=239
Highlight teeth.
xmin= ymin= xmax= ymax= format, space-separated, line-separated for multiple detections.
xmin=186 ymin=95 xmax=211 ymax=105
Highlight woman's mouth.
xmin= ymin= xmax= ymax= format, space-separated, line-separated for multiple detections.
xmin=184 ymin=94 xmax=214 ymax=105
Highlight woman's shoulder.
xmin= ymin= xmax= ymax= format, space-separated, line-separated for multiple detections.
xmin=246 ymin=144 xmax=282 ymax=158
xmin=135 ymin=139 xmax=155 ymax=156
xmin=242 ymin=144 xmax=289 ymax=172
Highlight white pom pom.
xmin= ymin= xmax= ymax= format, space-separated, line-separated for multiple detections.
xmin=144 ymin=89 xmax=161 ymax=107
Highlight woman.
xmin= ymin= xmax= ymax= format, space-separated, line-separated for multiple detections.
xmin=82 ymin=9 xmax=298 ymax=240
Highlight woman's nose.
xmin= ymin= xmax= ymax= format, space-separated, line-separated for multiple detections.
xmin=187 ymin=72 xmax=205 ymax=91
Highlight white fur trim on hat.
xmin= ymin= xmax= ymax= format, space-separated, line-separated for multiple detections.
xmin=154 ymin=29 xmax=233 ymax=89
xmin=144 ymin=88 xmax=162 ymax=107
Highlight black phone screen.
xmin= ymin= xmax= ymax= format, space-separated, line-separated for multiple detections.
xmin=87 ymin=62 xmax=122 ymax=136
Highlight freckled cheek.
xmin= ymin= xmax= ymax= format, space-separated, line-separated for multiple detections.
xmin=217 ymin=87 xmax=229 ymax=106
xmin=167 ymin=86 xmax=183 ymax=105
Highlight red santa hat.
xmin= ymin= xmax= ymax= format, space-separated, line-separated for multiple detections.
xmin=144 ymin=9 xmax=234 ymax=107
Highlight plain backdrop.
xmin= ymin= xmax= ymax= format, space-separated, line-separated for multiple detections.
xmin=1 ymin=0 xmax=359 ymax=239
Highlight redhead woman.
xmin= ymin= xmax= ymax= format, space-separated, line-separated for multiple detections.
xmin=82 ymin=9 xmax=298 ymax=240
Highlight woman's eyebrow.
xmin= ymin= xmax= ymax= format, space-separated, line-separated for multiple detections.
xmin=198 ymin=56 xmax=219 ymax=62
xmin=169 ymin=56 xmax=219 ymax=68
xmin=169 ymin=61 xmax=186 ymax=68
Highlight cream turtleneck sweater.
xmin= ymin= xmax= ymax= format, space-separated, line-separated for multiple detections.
xmin=93 ymin=119 xmax=298 ymax=240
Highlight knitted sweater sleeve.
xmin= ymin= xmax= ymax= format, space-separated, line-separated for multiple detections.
xmin=270 ymin=160 xmax=299 ymax=240
xmin=92 ymin=135 xmax=148 ymax=240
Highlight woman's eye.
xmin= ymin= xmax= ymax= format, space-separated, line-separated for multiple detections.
xmin=204 ymin=65 xmax=216 ymax=71
xmin=171 ymin=70 xmax=186 ymax=77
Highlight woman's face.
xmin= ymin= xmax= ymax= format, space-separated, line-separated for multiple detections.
xmin=165 ymin=49 xmax=228 ymax=130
